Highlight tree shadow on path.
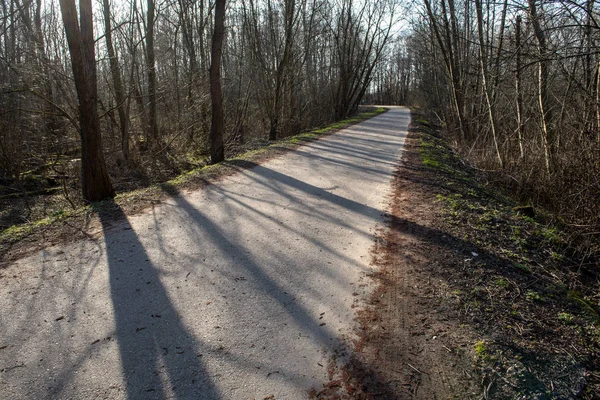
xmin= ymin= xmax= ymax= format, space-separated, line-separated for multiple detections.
xmin=99 ymin=200 xmax=218 ymax=400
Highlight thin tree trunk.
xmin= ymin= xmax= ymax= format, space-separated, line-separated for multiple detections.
xmin=597 ymin=58 xmax=600 ymax=145
xmin=423 ymin=0 xmax=468 ymax=141
xmin=147 ymin=0 xmax=159 ymax=144
xmin=475 ymin=0 xmax=502 ymax=168
xmin=209 ymin=0 xmax=225 ymax=164
xmin=33 ymin=0 xmax=60 ymax=137
xmin=515 ymin=15 xmax=524 ymax=158
xmin=527 ymin=0 xmax=552 ymax=174
xmin=59 ymin=0 xmax=115 ymax=201
xmin=270 ymin=0 xmax=296 ymax=140
xmin=492 ymin=0 xmax=508 ymax=99
xmin=9 ymin=0 xmax=16 ymax=63
xmin=102 ymin=0 xmax=129 ymax=161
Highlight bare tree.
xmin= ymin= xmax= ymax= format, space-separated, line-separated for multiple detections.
xmin=527 ymin=0 xmax=553 ymax=174
xmin=515 ymin=14 xmax=525 ymax=158
xmin=59 ymin=0 xmax=115 ymax=201
xmin=475 ymin=0 xmax=502 ymax=167
xmin=147 ymin=0 xmax=159 ymax=145
xmin=209 ymin=0 xmax=226 ymax=163
xmin=102 ymin=0 xmax=130 ymax=160
xmin=422 ymin=0 xmax=469 ymax=140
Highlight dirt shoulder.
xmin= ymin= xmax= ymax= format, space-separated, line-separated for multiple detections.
xmin=314 ymin=111 xmax=600 ymax=399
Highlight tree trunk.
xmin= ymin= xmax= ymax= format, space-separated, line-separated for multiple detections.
xmin=515 ymin=14 xmax=524 ymax=158
xmin=59 ymin=0 xmax=115 ymax=202
xmin=423 ymin=0 xmax=468 ymax=141
xmin=33 ymin=0 xmax=60 ymax=138
xmin=596 ymin=58 xmax=600 ymax=146
xmin=102 ymin=0 xmax=130 ymax=161
xmin=527 ymin=0 xmax=553 ymax=174
xmin=147 ymin=0 xmax=159 ymax=145
xmin=209 ymin=0 xmax=225 ymax=164
xmin=270 ymin=0 xmax=296 ymax=141
xmin=475 ymin=0 xmax=502 ymax=168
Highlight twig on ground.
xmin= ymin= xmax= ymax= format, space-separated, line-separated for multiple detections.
xmin=407 ymin=363 xmax=428 ymax=375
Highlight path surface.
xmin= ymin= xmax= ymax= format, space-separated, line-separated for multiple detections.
xmin=0 ymin=107 xmax=409 ymax=399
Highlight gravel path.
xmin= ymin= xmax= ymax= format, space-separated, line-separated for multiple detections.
xmin=0 ymin=107 xmax=409 ymax=399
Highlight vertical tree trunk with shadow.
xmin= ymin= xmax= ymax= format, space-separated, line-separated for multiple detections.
xmin=209 ymin=0 xmax=226 ymax=164
xmin=59 ymin=0 xmax=114 ymax=202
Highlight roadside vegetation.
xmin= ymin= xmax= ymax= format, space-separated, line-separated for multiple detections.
xmin=390 ymin=0 xmax=600 ymax=265
xmin=413 ymin=110 xmax=600 ymax=398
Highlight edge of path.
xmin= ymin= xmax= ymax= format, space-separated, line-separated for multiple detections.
xmin=0 ymin=107 xmax=387 ymax=267
xmin=312 ymin=109 xmax=600 ymax=399
xmin=311 ymin=108 xmax=481 ymax=399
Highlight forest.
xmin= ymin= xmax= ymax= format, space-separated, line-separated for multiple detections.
xmin=0 ymin=0 xmax=402 ymax=229
xmin=1 ymin=0 xmax=599 ymax=250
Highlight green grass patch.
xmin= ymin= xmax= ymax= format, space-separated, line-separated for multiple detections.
xmin=558 ymin=312 xmax=575 ymax=325
xmin=495 ymin=277 xmax=510 ymax=288
xmin=474 ymin=339 xmax=494 ymax=362
xmin=525 ymin=290 xmax=547 ymax=303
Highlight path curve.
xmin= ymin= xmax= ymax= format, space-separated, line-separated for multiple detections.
xmin=0 ymin=107 xmax=409 ymax=399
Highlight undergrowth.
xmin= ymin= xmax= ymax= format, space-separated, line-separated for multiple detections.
xmin=413 ymin=110 xmax=600 ymax=399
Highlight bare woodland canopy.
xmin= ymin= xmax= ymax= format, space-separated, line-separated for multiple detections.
xmin=0 ymin=0 xmax=396 ymax=200
xmin=0 ymin=0 xmax=599 ymax=232
xmin=408 ymin=0 xmax=600 ymax=232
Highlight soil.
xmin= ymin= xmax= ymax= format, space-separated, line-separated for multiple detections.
xmin=313 ymin=112 xmax=600 ymax=399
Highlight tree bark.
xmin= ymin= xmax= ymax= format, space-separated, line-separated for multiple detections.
xmin=209 ymin=0 xmax=226 ymax=164
xmin=102 ymin=0 xmax=130 ymax=161
xmin=475 ymin=0 xmax=502 ymax=168
xmin=515 ymin=14 xmax=524 ymax=158
xmin=527 ymin=0 xmax=553 ymax=174
xmin=59 ymin=0 xmax=115 ymax=202
xmin=147 ymin=0 xmax=159 ymax=144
